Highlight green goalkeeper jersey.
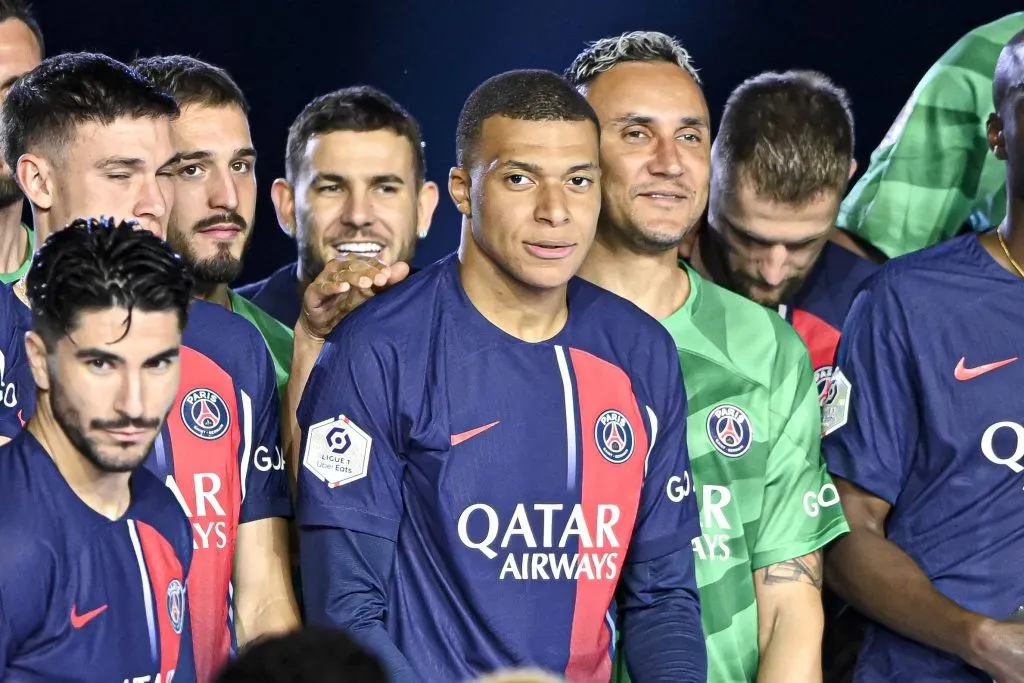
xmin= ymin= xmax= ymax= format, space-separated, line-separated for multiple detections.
xmin=613 ymin=265 xmax=849 ymax=683
xmin=838 ymin=12 xmax=1024 ymax=258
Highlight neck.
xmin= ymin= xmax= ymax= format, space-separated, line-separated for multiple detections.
xmin=194 ymin=282 xmax=232 ymax=309
xmin=689 ymin=226 xmax=726 ymax=286
xmin=458 ymin=227 xmax=568 ymax=342
xmin=1001 ymin=195 xmax=1024 ymax=265
xmin=578 ymin=228 xmax=691 ymax=320
xmin=0 ymin=201 xmax=26 ymax=276
xmin=28 ymin=401 xmax=132 ymax=520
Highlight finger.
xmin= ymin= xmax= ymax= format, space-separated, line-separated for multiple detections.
xmin=387 ymin=261 xmax=412 ymax=284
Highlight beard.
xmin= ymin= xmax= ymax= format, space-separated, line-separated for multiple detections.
xmin=168 ymin=212 xmax=252 ymax=296
xmin=50 ymin=374 xmax=162 ymax=474
xmin=0 ymin=171 xmax=24 ymax=210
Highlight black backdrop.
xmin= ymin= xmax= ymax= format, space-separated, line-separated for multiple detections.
xmin=35 ymin=0 xmax=1021 ymax=281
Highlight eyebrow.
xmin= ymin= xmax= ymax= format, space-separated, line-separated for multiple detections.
xmin=312 ymin=172 xmax=406 ymax=185
xmin=730 ymin=221 xmax=832 ymax=247
xmin=0 ymin=75 xmax=19 ymax=90
xmin=611 ymin=113 xmax=709 ymax=130
xmin=501 ymin=159 xmax=599 ymax=175
xmin=95 ymin=156 xmax=145 ymax=171
xmin=175 ymin=147 xmax=258 ymax=163
xmin=73 ymin=347 xmax=180 ymax=364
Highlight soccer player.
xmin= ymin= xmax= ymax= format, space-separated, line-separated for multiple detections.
xmin=566 ymin=31 xmax=848 ymax=683
xmin=296 ymin=69 xmax=706 ymax=682
xmin=822 ymin=30 xmax=1024 ymax=682
xmin=132 ymin=55 xmax=294 ymax=395
xmin=0 ymin=217 xmax=196 ymax=682
xmin=689 ymin=71 xmax=879 ymax=408
xmin=0 ymin=0 xmax=42 ymax=284
xmin=0 ymin=53 xmax=296 ymax=682
xmin=838 ymin=12 xmax=1024 ymax=259
xmin=236 ymin=86 xmax=438 ymax=328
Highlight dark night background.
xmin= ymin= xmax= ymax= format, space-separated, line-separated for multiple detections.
xmin=35 ymin=0 xmax=1021 ymax=282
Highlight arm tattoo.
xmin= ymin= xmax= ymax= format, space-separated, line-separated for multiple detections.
xmin=759 ymin=550 xmax=823 ymax=590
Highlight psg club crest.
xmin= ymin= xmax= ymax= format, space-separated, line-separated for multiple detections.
xmin=707 ymin=404 xmax=753 ymax=458
xmin=181 ymin=388 xmax=230 ymax=441
xmin=594 ymin=409 xmax=635 ymax=464
xmin=166 ymin=579 xmax=185 ymax=635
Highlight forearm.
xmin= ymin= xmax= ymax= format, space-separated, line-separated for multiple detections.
xmin=234 ymin=594 xmax=299 ymax=647
xmin=755 ymin=553 xmax=825 ymax=683
xmin=757 ymin=601 xmax=823 ymax=683
xmin=282 ymin=331 xmax=323 ymax=490
xmin=826 ymin=530 xmax=984 ymax=663
xmin=620 ymin=548 xmax=706 ymax=682
xmin=300 ymin=526 xmax=421 ymax=683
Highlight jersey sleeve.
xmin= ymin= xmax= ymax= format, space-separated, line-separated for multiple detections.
xmin=626 ymin=333 xmax=701 ymax=563
xmin=0 ymin=530 xmax=53 ymax=673
xmin=837 ymin=55 xmax=998 ymax=258
xmin=751 ymin=330 xmax=849 ymax=570
xmin=239 ymin=340 xmax=292 ymax=524
xmin=295 ymin=323 xmax=405 ymax=541
xmin=821 ymin=274 xmax=919 ymax=506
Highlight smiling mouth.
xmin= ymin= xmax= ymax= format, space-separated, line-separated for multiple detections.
xmin=638 ymin=191 xmax=688 ymax=200
xmin=334 ymin=242 xmax=384 ymax=257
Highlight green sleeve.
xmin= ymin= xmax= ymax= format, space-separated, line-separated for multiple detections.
xmin=750 ymin=332 xmax=849 ymax=570
xmin=838 ymin=15 xmax=1022 ymax=257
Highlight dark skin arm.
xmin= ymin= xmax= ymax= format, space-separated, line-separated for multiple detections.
xmin=826 ymin=477 xmax=1024 ymax=682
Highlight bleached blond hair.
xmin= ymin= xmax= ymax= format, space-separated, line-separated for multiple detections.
xmin=564 ymin=30 xmax=701 ymax=90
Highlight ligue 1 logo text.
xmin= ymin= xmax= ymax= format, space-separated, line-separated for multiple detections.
xmin=594 ymin=409 xmax=635 ymax=464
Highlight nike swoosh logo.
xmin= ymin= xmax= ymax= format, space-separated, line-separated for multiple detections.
xmin=70 ymin=604 xmax=108 ymax=629
xmin=954 ymin=356 xmax=1018 ymax=381
xmin=451 ymin=421 xmax=500 ymax=446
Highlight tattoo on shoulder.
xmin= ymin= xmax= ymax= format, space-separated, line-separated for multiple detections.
xmin=759 ymin=550 xmax=823 ymax=590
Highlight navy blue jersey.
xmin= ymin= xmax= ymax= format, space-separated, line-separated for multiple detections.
xmin=296 ymin=254 xmax=701 ymax=682
xmin=781 ymin=240 xmax=880 ymax=408
xmin=822 ymin=233 xmax=1024 ymax=682
xmin=0 ymin=289 xmax=291 ymax=682
xmin=0 ymin=431 xmax=195 ymax=682
xmin=235 ymin=263 xmax=301 ymax=329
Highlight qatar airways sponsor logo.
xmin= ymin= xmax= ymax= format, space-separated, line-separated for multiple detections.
xmin=165 ymin=473 xmax=229 ymax=550
xmin=692 ymin=485 xmax=734 ymax=562
xmin=982 ymin=421 xmax=1024 ymax=488
xmin=457 ymin=503 xmax=623 ymax=581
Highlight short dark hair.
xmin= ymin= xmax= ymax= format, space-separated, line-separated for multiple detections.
xmin=0 ymin=0 xmax=44 ymax=58
xmin=285 ymin=85 xmax=425 ymax=184
xmin=455 ymin=69 xmax=599 ymax=167
xmin=713 ymin=70 xmax=854 ymax=206
xmin=131 ymin=55 xmax=248 ymax=112
xmin=26 ymin=217 xmax=194 ymax=348
xmin=214 ymin=627 xmax=388 ymax=683
xmin=994 ymin=28 xmax=1024 ymax=112
xmin=1 ymin=52 xmax=179 ymax=172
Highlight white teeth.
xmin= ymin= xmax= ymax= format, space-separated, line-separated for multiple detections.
xmin=335 ymin=243 xmax=383 ymax=254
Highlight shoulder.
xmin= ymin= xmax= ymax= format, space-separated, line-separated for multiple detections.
xmin=0 ymin=437 xmax=58 ymax=583
xmin=696 ymin=272 xmax=808 ymax=374
xmin=186 ymin=299 xmax=273 ymax=371
xmin=570 ymin=276 xmax=676 ymax=346
xmin=326 ymin=256 xmax=454 ymax=350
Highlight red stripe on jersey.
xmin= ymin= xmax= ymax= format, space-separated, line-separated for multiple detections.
xmin=792 ymin=308 xmax=842 ymax=371
xmin=135 ymin=521 xmax=185 ymax=680
xmin=564 ymin=348 xmax=649 ymax=683
xmin=165 ymin=346 xmax=242 ymax=683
